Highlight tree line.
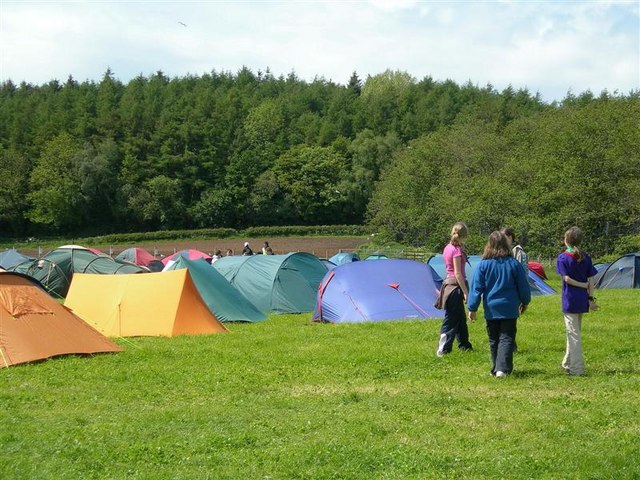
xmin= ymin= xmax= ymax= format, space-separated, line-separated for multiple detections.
xmin=0 ymin=67 xmax=637 ymax=256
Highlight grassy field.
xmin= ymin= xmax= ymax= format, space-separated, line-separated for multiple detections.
xmin=1 ymin=276 xmax=638 ymax=479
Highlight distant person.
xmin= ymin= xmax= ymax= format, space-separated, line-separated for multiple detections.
xmin=501 ymin=228 xmax=528 ymax=272
xmin=501 ymin=227 xmax=528 ymax=353
xmin=556 ymin=226 xmax=598 ymax=376
xmin=225 ymin=249 xmax=233 ymax=256
xmin=434 ymin=222 xmax=473 ymax=356
xmin=211 ymin=250 xmax=222 ymax=264
xmin=241 ymin=242 xmax=254 ymax=256
xmin=468 ymin=231 xmax=531 ymax=378
xmin=262 ymin=241 xmax=274 ymax=255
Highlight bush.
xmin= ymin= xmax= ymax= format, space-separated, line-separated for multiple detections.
xmin=613 ymin=234 xmax=640 ymax=255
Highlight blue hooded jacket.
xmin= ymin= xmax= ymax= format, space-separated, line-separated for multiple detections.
xmin=468 ymin=257 xmax=531 ymax=320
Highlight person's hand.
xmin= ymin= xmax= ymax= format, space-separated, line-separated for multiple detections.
xmin=519 ymin=303 xmax=528 ymax=314
xmin=468 ymin=311 xmax=476 ymax=322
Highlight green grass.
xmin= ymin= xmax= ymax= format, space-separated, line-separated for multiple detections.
xmin=2 ymin=277 xmax=638 ymax=479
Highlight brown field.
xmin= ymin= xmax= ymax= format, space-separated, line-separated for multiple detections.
xmin=19 ymin=236 xmax=370 ymax=260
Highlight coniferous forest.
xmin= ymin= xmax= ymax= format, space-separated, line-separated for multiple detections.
xmin=0 ymin=68 xmax=638 ymax=255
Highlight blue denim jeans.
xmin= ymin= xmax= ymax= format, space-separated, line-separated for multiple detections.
xmin=486 ymin=319 xmax=517 ymax=374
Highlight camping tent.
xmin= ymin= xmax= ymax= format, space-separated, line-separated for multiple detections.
xmin=313 ymin=259 xmax=443 ymax=323
xmin=528 ymin=261 xmax=547 ymax=279
xmin=527 ymin=270 xmax=556 ymax=296
xmin=320 ymin=259 xmax=337 ymax=270
xmin=116 ymin=247 xmax=164 ymax=272
xmin=427 ymin=253 xmax=480 ymax=279
xmin=594 ymin=253 xmax=640 ymax=289
xmin=429 ymin=253 xmax=553 ymax=296
xmin=161 ymin=249 xmax=212 ymax=266
xmin=10 ymin=245 xmax=147 ymax=298
xmin=427 ymin=254 xmax=447 ymax=280
xmin=364 ymin=254 xmax=389 ymax=261
xmin=328 ymin=252 xmax=360 ymax=266
xmin=164 ymin=257 xmax=266 ymax=322
xmin=213 ymin=253 xmax=328 ymax=313
xmin=0 ymin=272 xmax=122 ymax=367
xmin=0 ymin=249 xmax=33 ymax=270
xmin=65 ymin=269 xmax=228 ymax=337
xmin=428 ymin=264 xmax=443 ymax=290
xmin=594 ymin=262 xmax=611 ymax=274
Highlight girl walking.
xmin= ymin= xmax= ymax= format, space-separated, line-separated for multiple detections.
xmin=435 ymin=222 xmax=473 ymax=356
xmin=467 ymin=231 xmax=531 ymax=377
xmin=556 ymin=226 xmax=598 ymax=376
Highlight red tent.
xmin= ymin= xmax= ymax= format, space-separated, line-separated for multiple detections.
xmin=528 ymin=261 xmax=547 ymax=279
xmin=116 ymin=247 xmax=157 ymax=266
xmin=162 ymin=249 xmax=212 ymax=265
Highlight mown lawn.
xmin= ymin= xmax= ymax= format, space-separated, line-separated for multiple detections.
xmin=1 ymin=277 xmax=638 ymax=479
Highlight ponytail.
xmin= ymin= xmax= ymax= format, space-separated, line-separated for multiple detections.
xmin=564 ymin=226 xmax=584 ymax=262
xmin=450 ymin=222 xmax=469 ymax=246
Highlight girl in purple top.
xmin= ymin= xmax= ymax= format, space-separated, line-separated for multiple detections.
xmin=436 ymin=222 xmax=473 ymax=356
xmin=556 ymin=226 xmax=598 ymax=376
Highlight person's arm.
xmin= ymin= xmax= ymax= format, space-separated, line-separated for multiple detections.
xmin=453 ymin=255 xmax=468 ymax=300
xmin=467 ymin=265 xmax=484 ymax=322
xmin=562 ymin=275 xmax=589 ymax=289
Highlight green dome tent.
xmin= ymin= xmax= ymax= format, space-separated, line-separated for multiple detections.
xmin=213 ymin=253 xmax=328 ymax=314
xmin=164 ymin=257 xmax=266 ymax=323
xmin=11 ymin=245 xmax=146 ymax=298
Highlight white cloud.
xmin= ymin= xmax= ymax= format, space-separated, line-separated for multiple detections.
xmin=0 ymin=0 xmax=637 ymax=101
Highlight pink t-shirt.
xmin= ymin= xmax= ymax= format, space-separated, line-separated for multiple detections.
xmin=443 ymin=243 xmax=466 ymax=279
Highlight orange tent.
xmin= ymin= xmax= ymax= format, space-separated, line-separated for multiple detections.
xmin=0 ymin=272 xmax=122 ymax=368
xmin=64 ymin=270 xmax=229 ymax=337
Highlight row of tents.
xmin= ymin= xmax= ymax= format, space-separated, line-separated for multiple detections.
xmin=1 ymin=246 xmax=638 ymax=368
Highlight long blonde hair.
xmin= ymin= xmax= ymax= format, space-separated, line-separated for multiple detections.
xmin=450 ymin=222 xmax=469 ymax=246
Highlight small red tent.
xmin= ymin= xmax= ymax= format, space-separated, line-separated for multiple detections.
xmin=528 ymin=261 xmax=547 ymax=279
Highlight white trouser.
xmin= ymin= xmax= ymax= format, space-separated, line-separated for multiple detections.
xmin=562 ymin=313 xmax=584 ymax=375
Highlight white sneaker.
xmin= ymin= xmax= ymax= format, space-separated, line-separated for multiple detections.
xmin=495 ymin=371 xmax=507 ymax=378
xmin=436 ymin=334 xmax=447 ymax=357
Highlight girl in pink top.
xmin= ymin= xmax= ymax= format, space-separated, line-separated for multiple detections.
xmin=436 ymin=222 xmax=473 ymax=356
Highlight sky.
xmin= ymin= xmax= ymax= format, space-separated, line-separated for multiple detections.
xmin=0 ymin=0 xmax=638 ymax=103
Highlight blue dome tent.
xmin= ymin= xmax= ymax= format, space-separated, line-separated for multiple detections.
xmin=313 ymin=259 xmax=443 ymax=323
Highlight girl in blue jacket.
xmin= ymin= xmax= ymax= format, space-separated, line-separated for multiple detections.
xmin=468 ymin=231 xmax=531 ymax=377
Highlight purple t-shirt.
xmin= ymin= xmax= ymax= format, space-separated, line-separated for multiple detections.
xmin=443 ymin=243 xmax=466 ymax=279
xmin=556 ymin=251 xmax=597 ymax=313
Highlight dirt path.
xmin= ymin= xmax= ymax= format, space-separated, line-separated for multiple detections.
xmin=19 ymin=236 xmax=371 ymax=260
xmin=136 ymin=236 xmax=369 ymax=259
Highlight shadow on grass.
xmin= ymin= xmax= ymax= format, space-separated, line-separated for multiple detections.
xmin=602 ymin=368 xmax=639 ymax=375
xmin=511 ymin=368 xmax=547 ymax=378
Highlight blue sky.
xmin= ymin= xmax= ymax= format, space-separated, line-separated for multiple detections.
xmin=1 ymin=0 xmax=638 ymax=102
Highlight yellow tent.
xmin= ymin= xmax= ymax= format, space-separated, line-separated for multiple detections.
xmin=65 ymin=270 xmax=228 ymax=337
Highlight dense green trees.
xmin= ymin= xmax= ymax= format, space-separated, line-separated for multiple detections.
xmin=0 ymin=67 xmax=637 ymax=255
xmin=368 ymin=95 xmax=640 ymax=255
